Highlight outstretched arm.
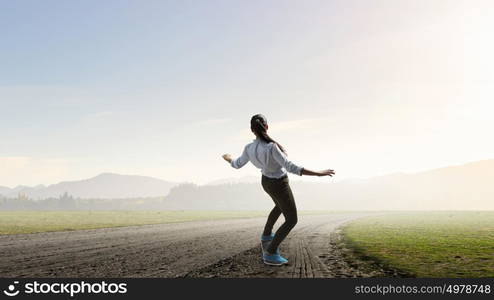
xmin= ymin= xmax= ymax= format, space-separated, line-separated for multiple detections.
xmin=222 ymin=146 xmax=249 ymax=169
xmin=300 ymin=168 xmax=335 ymax=177
xmin=222 ymin=154 xmax=233 ymax=163
xmin=271 ymin=144 xmax=305 ymax=175
xmin=271 ymin=144 xmax=335 ymax=177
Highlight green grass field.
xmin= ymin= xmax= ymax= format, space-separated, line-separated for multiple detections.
xmin=0 ymin=210 xmax=331 ymax=235
xmin=342 ymin=211 xmax=494 ymax=277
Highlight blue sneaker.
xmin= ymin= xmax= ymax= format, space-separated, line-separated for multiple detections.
xmin=262 ymin=253 xmax=288 ymax=266
xmin=260 ymin=233 xmax=275 ymax=255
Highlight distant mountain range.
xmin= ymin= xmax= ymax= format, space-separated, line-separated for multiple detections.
xmin=1 ymin=159 xmax=493 ymax=210
xmin=164 ymin=159 xmax=494 ymax=210
xmin=0 ymin=173 xmax=176 ymax=199
xmin=204 ymin=176 xmax=259 ymax=186
xmin=0 ymin=174 xmax=260 ymax=199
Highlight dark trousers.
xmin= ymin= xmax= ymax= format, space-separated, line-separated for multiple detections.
xmin=261 ymin=174 xmax=298 ymax=254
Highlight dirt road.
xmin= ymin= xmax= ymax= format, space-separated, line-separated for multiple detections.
xmin=0 ymin=213 xmax=375 ymax=278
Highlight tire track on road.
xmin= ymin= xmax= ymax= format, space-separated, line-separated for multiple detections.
xmin=1 ymin=213 xmax=371 ymax=278
xmin=184 ymin=213 xmax=371 ymax=278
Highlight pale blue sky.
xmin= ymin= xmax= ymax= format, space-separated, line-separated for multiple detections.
xmin=1 ymin=0 xmax=493 ymax=186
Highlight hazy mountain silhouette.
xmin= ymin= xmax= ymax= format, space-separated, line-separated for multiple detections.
xmin=164 ymin=159 xmax=494 ymax=210
xmin=1 ymin=159 xmax=492 ymax=210
xmin=0 ymin=186 xmax=11 ymax=196
xmin=0 ymin=173 xmax=176 ymax=199
xmin=205 ymin=176 xmax=259 ymax=186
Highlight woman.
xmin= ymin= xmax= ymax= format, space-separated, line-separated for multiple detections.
xmin=222 ymin=114 xmax=335 ymax=266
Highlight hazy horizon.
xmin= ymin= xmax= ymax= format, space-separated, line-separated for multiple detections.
xmin=2 ymin=159 xmax=493 ymax=211
xmin=2 ymin=0 xmax=493 ymax=187
xmin=0 ymin=157 xmax=492 ymax=189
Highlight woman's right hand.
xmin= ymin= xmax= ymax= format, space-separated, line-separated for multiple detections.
xmin=222 ymin=154 xmax=232 ymax=163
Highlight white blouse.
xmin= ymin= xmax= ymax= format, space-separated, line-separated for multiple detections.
xmin=230 ymin=138 xmax=303 ymax=178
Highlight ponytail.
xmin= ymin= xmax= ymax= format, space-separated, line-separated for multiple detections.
xmin=250 ymin=114 xmax=287 ymax=155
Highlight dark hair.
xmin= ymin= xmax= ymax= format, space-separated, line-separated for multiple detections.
xmin=250 ymin=114 xmax=287 ymax=154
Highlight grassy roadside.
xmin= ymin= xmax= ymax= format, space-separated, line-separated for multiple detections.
xmin=341 ymin=211 xmax=494 ymax=277
xmin=0 ymin=210 xmax=334 ymax=235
